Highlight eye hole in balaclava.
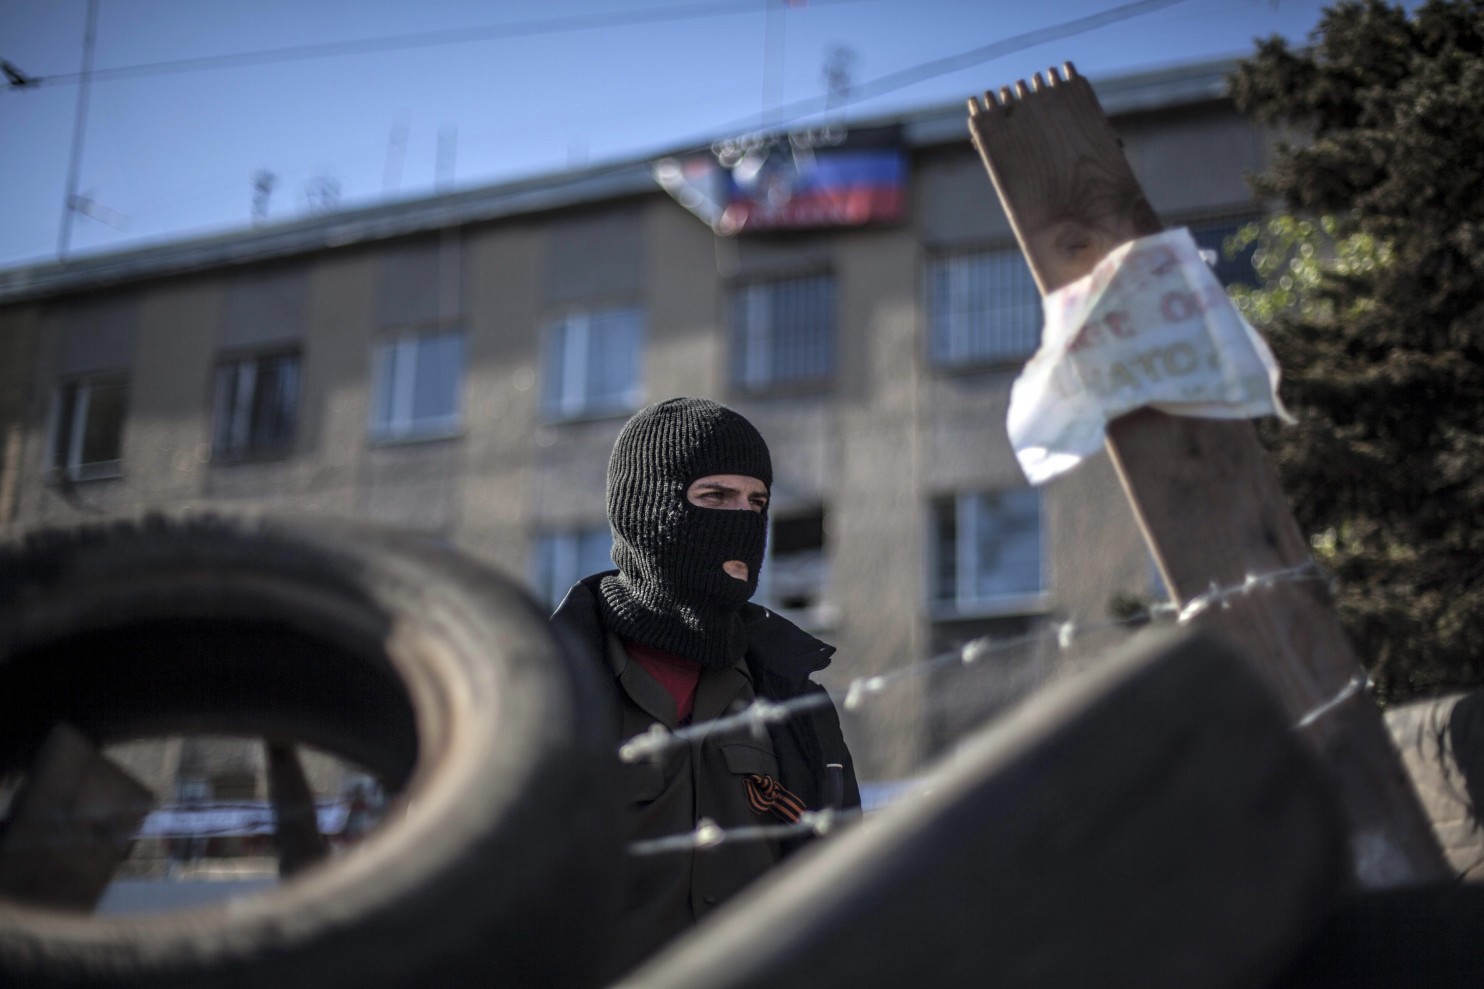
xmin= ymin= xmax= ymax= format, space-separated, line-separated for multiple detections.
xmin=598 ymin=397 xmax=772 ymax=669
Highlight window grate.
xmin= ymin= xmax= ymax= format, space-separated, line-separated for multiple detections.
xmin=731 ymin=274 xmax=835 ymax=392
xmin=932 ymin=488 xmax=1046 ymax=615
xmin=927 ymin=249 xmax=1041 ymax=369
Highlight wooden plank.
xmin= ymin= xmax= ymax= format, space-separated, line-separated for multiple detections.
xmin=0 ymin=722 xmax=153 ymax=910
xmin=620 ymin=628 xmax=1347 ymax=989
xmin=265 ymin=739 xmax=330 ymax=877
xmin=965 ymin=63 xmax=1448 ymax=884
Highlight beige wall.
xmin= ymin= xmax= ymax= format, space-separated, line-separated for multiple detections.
xmin=0 ymin=95 xmax=1270 ymax=782
xmin=459 ymin=220 xmax=545 ymax=574
xmin=1122 ymin=103 xmax=1269 ymax=217
xmin=126 ymin=277 xmax=219 ymax=505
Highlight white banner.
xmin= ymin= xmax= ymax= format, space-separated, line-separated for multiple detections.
xmin=1008 ymin=227 xmax=1293 ymax=484
xmin=137 ymin=801 xmax=351 ymax=838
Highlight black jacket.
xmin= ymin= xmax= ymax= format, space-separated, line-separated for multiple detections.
xmin=549 ymin=572 xmax=861 ymax=833
xmin=550 ymin=574 xmax=859 ymax=972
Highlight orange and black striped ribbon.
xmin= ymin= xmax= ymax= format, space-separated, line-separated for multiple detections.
xmin=744 ymin=773 xmax=807 ymax=825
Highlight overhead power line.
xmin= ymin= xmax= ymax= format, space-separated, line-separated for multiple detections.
xmin=4 ymin=0 xmax=1196 ymax=253
xmin=12 ymin=0 xmax=872 ymax=88
xmin=706 ymin=0 xmax=1193 ymax=135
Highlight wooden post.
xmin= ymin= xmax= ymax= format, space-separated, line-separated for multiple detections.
xmin=0 ymin=723 xmax=153 ymax=910
xmin=265 ymin=740 xmax=330 ymax=878
xmin=965 ymin=64 xmax=1448 ymax=885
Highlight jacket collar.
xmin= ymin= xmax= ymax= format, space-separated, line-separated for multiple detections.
xmin=739 ymin=602 xmax=836 ymax=684
xmin=549 ymin=572 xmax=612 ymax=664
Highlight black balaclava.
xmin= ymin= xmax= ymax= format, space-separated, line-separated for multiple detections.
xmin=598 ymin=397 xmax=772 ymax=669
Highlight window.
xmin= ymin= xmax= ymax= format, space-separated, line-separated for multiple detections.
xmin=541 ymin=308 xmax=644 ymax=420
xmin=927 ymin=248 xmax=1042 ymax=368
xmin=731 ymin=274 xmax=835 ymax=392
xmin=48 ymin=376 xmax=127 ymax=481
xmin=531 ymin=526 xmax=614 ymax=609
xmin=757 ymin=508 xmax=833 ymax=629
xmin=370 ymin=331 xmax=464 ymax=442
xmin=1189 ymin=220 xmax=1259 ymax=287
xmin=212 ymin=352 xmax=300 ymax=459
xmin=931 ymin=488 xmax=1046 ymax=615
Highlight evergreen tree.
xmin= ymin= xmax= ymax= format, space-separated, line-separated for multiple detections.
xmin=1229 ymin=0 xmax=1484 ymax=701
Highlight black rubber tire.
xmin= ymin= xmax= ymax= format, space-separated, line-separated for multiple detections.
xmin=0 ymin=510 xmax=622 ymax=988
xmin=1384 ymin=691 xmax=1484 ymax=882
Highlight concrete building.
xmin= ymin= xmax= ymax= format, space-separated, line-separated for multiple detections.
xmin=0 ymin=59 xmax=1274 ymax=786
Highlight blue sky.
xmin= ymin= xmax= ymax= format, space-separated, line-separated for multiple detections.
xmin=0 ymin=1 xmax=1361 ymax=270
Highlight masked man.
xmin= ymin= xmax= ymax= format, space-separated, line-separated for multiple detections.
xmin=550 ymin=397 xmax=859 ymax=971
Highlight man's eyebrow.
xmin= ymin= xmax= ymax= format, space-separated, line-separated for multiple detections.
xmin=692 ymin=480 xmax=767 ymax=498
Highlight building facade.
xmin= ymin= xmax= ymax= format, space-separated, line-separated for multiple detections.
xmin=0 ymin=60 xmax=1273 ymax=784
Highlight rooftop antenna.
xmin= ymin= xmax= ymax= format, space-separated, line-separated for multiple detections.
xmin=251 ymin=170 xmax=276 ymax=225
xmin=302 ymin=173 xmax=341 ymax=215
xmin=2 ymin=59 xmax=41 ymax=90
xmin=383 ymin=116 xmax=409 ymax=195
xmin=822 ymin=45 xmax=856 ymax=120
xmin=57 ymin=0 xmax=99 ymax=260
xmin=760 ymin=0 xmax=788 ymax=130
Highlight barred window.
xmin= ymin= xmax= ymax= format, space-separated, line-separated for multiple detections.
xmin=931 ymin=488 xmax=1046 ymax=615
xmin=927 ymin=249 xmax=1041 ymax=368
xmin=731 ymin=274 xmax=835 ymax=392
xmin=756 ymin=507 xmax=834 ymax=631
xmin=541 ymin=308 xmax=644 ymax=420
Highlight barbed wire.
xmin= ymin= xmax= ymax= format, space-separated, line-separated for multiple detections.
xmin=618 ymin=559 xmax=1360 ymax=858
xmin=1295 ymin=672 xmax=1369 ymax=731
xmin=1174 ymin=560 xmax=1330 ymax=623
xmin=617 ymin=694 xmax=833 ymax=764
xmin=619 ymin=559 xmax=1332 ymax=768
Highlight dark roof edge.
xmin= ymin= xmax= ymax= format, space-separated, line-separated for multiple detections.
xmin=0 ymin=56 xmax=1237 ymax=307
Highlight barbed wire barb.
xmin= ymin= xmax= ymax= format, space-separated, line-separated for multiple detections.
xmin=1294 ymin=672 xmax=1370 ymax=731
xmin=628 ymin=809 xmax=840 ymax=858
xmin=1176 ymin=560 xmax=1328 ymax=624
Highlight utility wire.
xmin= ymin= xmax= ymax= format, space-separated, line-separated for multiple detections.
xmin=590 ymin=0 xmax=1195 ymax=180
xmin=706 ymin=0 xmax=1193 ymax=134
xmin=2 ymin=0 xmax=1195 ymax=256
xmin=12 ymin=0 xmax=873 ymax=88
xmin=619 ymin=560 xmax=1333 ymax=766
xmin=414 ymin=0 xmax=1194 ymax=166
